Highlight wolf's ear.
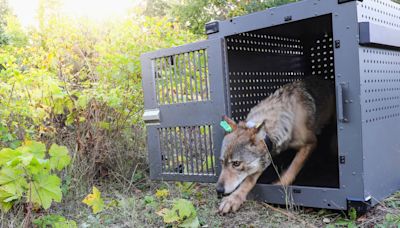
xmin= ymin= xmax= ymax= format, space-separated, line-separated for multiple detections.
xmin=246 ymin=120 xmax=265 ymax=132
xmin=256 ymin=120 xmax=265 ymax=132
xmin=222 ymin=115 xmax=237 ymax=131
xmin=249 ymin=121 xmax=265 ymax=145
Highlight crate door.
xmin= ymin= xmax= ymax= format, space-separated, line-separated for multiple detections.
xmin=141 ymin=39 xmax=226 ymax=182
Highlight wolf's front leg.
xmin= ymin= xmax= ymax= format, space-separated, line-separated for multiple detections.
xmin=275 ymin=142 xmax=315 ymax=186
xmin=218 ymin=171 xmax=262 ymax=214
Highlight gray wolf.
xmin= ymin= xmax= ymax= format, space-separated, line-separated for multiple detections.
xmin=216 ymin=78 xmax=335 ymax=214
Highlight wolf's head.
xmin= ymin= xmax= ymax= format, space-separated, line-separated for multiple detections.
xmin=216 ymin=116 xmax=272 ymax=195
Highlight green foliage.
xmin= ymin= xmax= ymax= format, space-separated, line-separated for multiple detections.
xmin=0 ymin=1 xmax=199 ymax=180
xmin=176 ymin=182 xmax=196 ymax=198
xmin=143 ymin=0 xmax=171 ymax=17
xmin=49 ymin=144 xmax=71 ymax=171
xmin=33 ymin=214 xmax=77 ymax=228
xmin=159 ymin=199 xmax=200 ymax=228
xmin=380 ymin=213 xmax=400 ymax=227
xmin=0 ymin=0 xmax=10 ymax=46
xmin=0 ymin=123 xmax=21 ymax=149
xmin=330 ymin=220 xmax=357 ymax=228
xmin=29 ymin=174 xmax=62 ymax=209
xmin=0 ymin=4 xmax=199 ymax=147
xmin=0 ymin=140 xmax=70 ymax=211
xmin=348 ymin=207 xmax=357 ymax=221
xmin=144 ymin=195 xmax=155 ymax=205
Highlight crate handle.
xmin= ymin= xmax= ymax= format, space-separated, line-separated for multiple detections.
xmin=359 ymin=22 xmax=400 ymax=50
xmin=337 ymin=83 xmax=348 ymax=123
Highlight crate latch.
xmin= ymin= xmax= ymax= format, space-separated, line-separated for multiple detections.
xmin=205 ymin=21 xmax=219 ymax=35
xmin=143 ymin=109 xmax=160 ymax=124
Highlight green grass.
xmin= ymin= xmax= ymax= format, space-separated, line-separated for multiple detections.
xmin=2 ymin=179 xmax=399 ymax=227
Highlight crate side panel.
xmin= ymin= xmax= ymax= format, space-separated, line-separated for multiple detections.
xmin=360 ymin=47 xmax=400 ymax=203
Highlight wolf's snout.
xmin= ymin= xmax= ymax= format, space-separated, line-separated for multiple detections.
xmin=216 ymin=183 xmax=225 ymax=196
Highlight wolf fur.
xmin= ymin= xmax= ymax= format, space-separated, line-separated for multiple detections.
xmin=217 ymin=78 xmax=335 ymax=214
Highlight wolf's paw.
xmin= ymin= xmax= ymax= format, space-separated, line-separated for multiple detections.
xmin=218 ymin=194 xmax=245 ymax=214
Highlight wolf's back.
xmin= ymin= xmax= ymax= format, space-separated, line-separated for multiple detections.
xmin=302 ymin=77 xmax=334 ymax=112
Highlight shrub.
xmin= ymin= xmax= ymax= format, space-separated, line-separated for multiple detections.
xmin=0 ymin=140 xmax=71 ymax=211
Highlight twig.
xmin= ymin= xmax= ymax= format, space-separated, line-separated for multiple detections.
xmin=7 ymin=82 xmax=15 ymax=105
xmin=124 ymin=164 xmax=139 ymax=194
xmin=262 ymin=202 xmax=318 ymax=228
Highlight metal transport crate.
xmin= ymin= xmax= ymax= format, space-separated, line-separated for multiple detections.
xmin=141 ymin=0 xmax=400 ymax=212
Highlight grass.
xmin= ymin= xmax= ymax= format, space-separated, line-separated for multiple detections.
xmin=0 ymin=129 xmax=399 ymax=227
xmin=1 ymin=177 xmax=399 ymax=227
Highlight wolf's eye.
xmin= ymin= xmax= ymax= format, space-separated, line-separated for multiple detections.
xmin=232 ymin=161 xmax=241 ymax=167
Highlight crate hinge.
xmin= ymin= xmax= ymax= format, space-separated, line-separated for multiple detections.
xmin=347 ymin=197 xmax=372 ymax=215
xmin=339 ymin=155 xmax=346 ymax=164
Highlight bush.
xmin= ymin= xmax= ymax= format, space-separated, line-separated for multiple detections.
xmin=0 ymin=8 xmax=199 ymax=182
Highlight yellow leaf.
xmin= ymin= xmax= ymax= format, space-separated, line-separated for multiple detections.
xmin=82 ymin=186 xmax=105 ymax=214
xmin=155 ymin=189 xmax=169 ymax=199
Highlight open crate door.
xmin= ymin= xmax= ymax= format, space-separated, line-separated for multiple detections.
xmin=141 ymin=38 xmax=226 ymax=182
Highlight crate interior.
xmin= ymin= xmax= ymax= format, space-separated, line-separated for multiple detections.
xmin=225 ymin=14 xmax=339 ymax=188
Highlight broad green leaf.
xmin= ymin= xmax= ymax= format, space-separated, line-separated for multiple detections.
xmin=173 ymin=199 xmax=195 ymax=219
xmin=18 ymin=141 xmax=46 ymax=159
xmin=179 ymin=215 xmax=200 ymax=228
xmin=162 ymin=208 xmax=180 ymax=224
xmin=82 ymin=186 xmax=105 ymax=214
xmin=0 ymin=167 xmax=27 ymax=212
xmin=2 ymin=194 xmax=19 ymax=203
xmin=0 ymin=189 xmax=14 ymax=202
xmin=160 ymin=199 xmax=199 ymax=227
xmin=0 ymin=148 xmax=21 ymax=166
xmin=27 ymin=157 xmax=50 ymax=174
xmin=19 ymin=153 xmax=34 ymax=166
xmin=0 ymin=193 xmax=13 ymax=212
xmin=0 ymin=167 xmax=27 ymax=196
xmin=77 ymin=94 xmax=89 ymax=108
xmin=49 ymin=144 xmax=71 ymax=171
xmin=28 ymin=174 xmax=62 ymax=209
